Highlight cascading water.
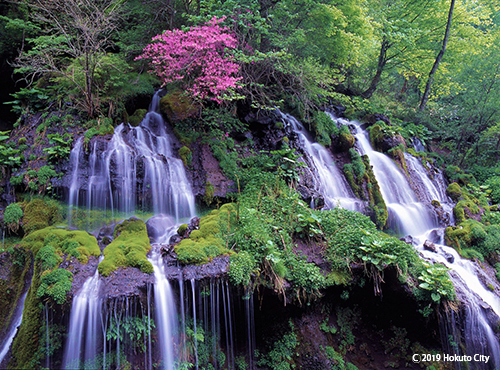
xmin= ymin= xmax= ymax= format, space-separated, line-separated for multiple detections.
xmin=279 ymin=112 xmax=362 ymax=211
xmin=62 ymin=256 xmax=103 ymax=370
xmin=0 ymin=291 xmax=28 ymax=366
xmin=67 ymin=91 xmax=195 ymax=229
xmin=349 ymin=120 xmax=500 ymax=368
xmin=148 ymin=220 xmax=179 ymax=370
xmin=352 ymin=122 xmax=434 ymax=235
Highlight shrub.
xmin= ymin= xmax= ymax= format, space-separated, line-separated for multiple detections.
xmin=4 ymin=203 xmax=23 ymax=232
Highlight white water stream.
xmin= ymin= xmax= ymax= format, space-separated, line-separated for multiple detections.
xmin=348 ymin=120 xmax=500 ymax=367
xmin=280 ymin=112 xmax=362 ymax=211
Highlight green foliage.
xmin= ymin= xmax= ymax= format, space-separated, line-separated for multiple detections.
xmin=444 ymin=166 xmax=475 ymax=186
xmin=175 ymin=204 xmax=234 ymax=265
xmin=43 ymin=133 xmax=72 ymax=162
xmin=36 ymin=268 xmax=73 ymax=304
xmin=106 ymin=316 xmax=155 ymax=353
xmin=445 ymin=219 xmax=500 ymax=259
xmin=5 ymin=87 xmax=49 ymax=115
xmin=311 ymin=111 xmax=338 ymax=147
xmin=484 ymin=176 xmax=500 ymax=204
xmin=99 ymin=218 xmax=153 ymax=276
xmin=229 ymin=251 xmax=257 ymax=286
xmin=323 ymin=345 xmax=358 ymax=370
xmin=416 ymin=263 xmax=456 ymax=304
xmin=4 ymin=203 xmax=23 ymax=232
xmin=256 ymin=321 xmax=297 ymax=370
xmin=0 ymin=130 xmax=21 ymax=168
xmin=84 ymin=116 xmax=115 ymax=144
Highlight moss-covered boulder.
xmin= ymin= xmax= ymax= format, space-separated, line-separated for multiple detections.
xmin=159 ymin=90 xmax=199 ymax=123
xmin=369 ymin=122 xmax=406 ymax=153
xmin=98 ymin=218 xmax=153 ymax=276
xmin=337 ymin=125 xmax=355 ymax=152
xmin=129 ymin=108 xmax=148 ymax=127
xmin=21 ymin=226 xmax=100 ymax=264
xmin=446 ymin=183 xmax=462 ymax=201
xmin=175 ymin=203 xmax=234 ymax=265
xmin=22 ymin=198 xmax=62 ymax=235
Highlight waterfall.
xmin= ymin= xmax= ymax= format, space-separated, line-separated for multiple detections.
xmin=352 ymin=122 xmax=434 ymax=236
xmin=63 ymin=257 xmax=103 ymax=370
xmin=148 ymin=221 xmax=179 ymax=370
xmin=67 ymin=91 xmax=196 ymax=229
xmin=0 ymin=291 xmax=28 ymax=366
xmin=279 ymin=112 xmax=362 ymax=211
xmin=350 ymin=121 xmax=500 ymax=367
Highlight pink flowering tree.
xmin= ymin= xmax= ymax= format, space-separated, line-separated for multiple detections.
xmin=136 ymin=17 xmax=242 ymax=103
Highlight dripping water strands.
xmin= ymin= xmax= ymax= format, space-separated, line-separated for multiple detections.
xmin=62 ymin=256 xmax=104 ymax=370
xmin=0 ymin=291 xmax=28 ymax=366
xmin=279 ymin=111 xmax=362 ymax=212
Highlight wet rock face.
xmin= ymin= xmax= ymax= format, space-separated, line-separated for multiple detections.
xmin=423 ymin=239 xmax=437 ymax=253
xmin=100 ymin=267 xmax=154 ymax=299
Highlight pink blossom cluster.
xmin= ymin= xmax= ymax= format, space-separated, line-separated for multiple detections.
xmin=136 ymin=17 xmax=242 ymax=103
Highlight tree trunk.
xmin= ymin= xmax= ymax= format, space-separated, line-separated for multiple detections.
xmin=419 ymin=0 xmax=455 ymax=111
xmin=361 ymin=40 xmax=390 ymax=99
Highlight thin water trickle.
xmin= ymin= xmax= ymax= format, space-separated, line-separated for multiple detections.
xmin=0 ymin=291 xmax=28 ymax=366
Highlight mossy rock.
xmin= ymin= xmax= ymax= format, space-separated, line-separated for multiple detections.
xmin=431 ymin=200 xmax=441 ymax=207
xmin=179 ymin=146 xmax=192 ymax=167
xmin=21 ymin=226 xmax=100 ymax=263
xmin=177 ymin=223 xmax=188 ymax=237
xmin=175 ymin=203 xmax=235 ymax=265
xmin=446 ymin=183 xmax=462 ymax=201
xmin=338 ymin=131 xmax=355 ymax=152
xmin=159 ymin=90 xmax=199 ymax=123
xmin=129 ymin=109 xmax=148 ymax=127
xmin=22 ymin=198 xmax=62 ymax=235
xmin=99 ymin=218 xmax=153 ymax=276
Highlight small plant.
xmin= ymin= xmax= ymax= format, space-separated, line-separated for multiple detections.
xmin=417 ymin=263 xmax=455 ymax=303
xmin=43 ymin=133 xmax=72 ymax=162
xmin=4 ymin=203 xmax=23 ymax=232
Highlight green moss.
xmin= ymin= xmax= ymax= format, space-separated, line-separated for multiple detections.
xmin=21 ymin=226 xmax=100 ymax=261
xmin=18 ymin=137 xmax=27 ymax=145
xmin=446 ymin=183 xmax=462 ymax=201
xmin=22 ymin=198 xmax=62 ymax=235
xmin=0 ymin=248 xmax=31 ymax=339
xmin=311 ymin=110 xmax=338 ymax=147
xmin=159 ymin=90 xmax=199 ymax=122
xmin=129 ymin=108 xmax=147 ymax=127
xmin=175 ymin=204 xmax=234 ymax=265
xmin=98 ymin=218 xmax=153 ymax=276
xmin=204 ymin=181 xmax=215 ymax=205
xmin=431 ymin=200 xmax=441 ymax=207
xmin=338 ymin=126 xmax=355 ymax=152
xmin=179 ymin=145 xmax=192 ymax=167
xmin=177 ymin=223 xmax=188 ymax=236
